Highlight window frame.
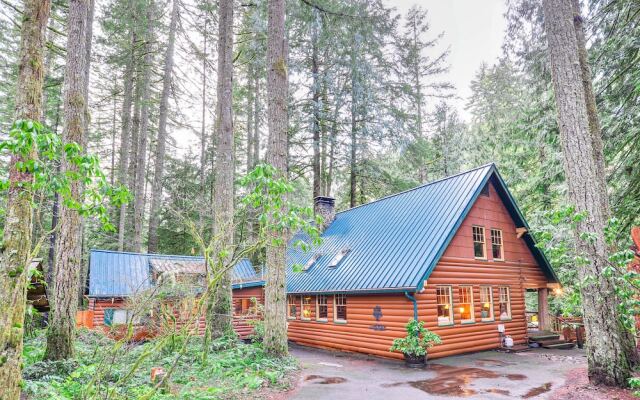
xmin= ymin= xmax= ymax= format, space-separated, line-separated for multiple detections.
xmin=287 ymin=295 xmax=297 ymax=320
xmin=301 ymin=295 xmax=312 ymax=321
xmin=490 ymin=228 xmax=504 ymax=261
xmin=436 ymin=285 xmax=454 ymax=326
xmin=498 ymin=286 xmax=512 ymax=320
xmin=480 ymin=286 xmax=494 ymax=322
xmin=472 ymin=225 xmax=487 ymax=260
xmin=334 ymin=294 xmax=347 ymax=323
xmin=458 ymin=285 xmax=475 ymax=324
xmin=316 ymin=295 xmax=328 ymax=322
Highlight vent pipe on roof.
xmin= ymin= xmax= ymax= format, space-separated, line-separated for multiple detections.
xmin=314 ymin=196 xmax=335 ymax=231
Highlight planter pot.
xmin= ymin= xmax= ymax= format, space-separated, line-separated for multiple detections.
xmin=403 ymin=353 xmax=426 ymax=368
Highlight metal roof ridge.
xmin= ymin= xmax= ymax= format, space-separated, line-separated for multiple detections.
xmin=90 ymin=248 xmax=205 ymax=260
xmin=334 ymin=163 xmax=495 ymax=216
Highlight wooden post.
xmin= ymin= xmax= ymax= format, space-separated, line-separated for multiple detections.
xmin=538 ymin=288 xmax=549 ymax=331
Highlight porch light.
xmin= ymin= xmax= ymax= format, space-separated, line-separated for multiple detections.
xmin=553 ymin=287 xmax=563 ymax=296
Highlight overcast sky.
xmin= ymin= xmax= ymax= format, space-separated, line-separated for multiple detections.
xmin=387 ymin=0 xmax=507 ymax=120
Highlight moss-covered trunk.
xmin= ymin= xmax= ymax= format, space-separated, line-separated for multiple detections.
xmin=0 ymin=1 xmax=51 ymax=398
xmin=44 ymin=0 xmax=91 ymax=361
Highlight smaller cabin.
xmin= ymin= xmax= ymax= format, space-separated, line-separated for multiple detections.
xmin=86 ymin=250 xmax=264 ymax=339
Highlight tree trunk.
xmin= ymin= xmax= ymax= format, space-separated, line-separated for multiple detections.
xmin=208 ymin=0 xmax=235 ymax=339
xmin=349 ymin=50 xmax=357 ymax=208
xmin=246 ymin=63 xmax=255 ymax=173
xmin=132 ymin=7 xmax=153 ymax=253
xmin=200 ymin=17 xmax=208 ymax=218
xmin=148 ymin=0 xmax=178 ymax=253
xmin=0 ymin=1 xmax=50 ymax=397
xmin=117 ymin=25 xmax=137 ymax=252
xmin=542 ymin=0 xmax=635 ymax=386
xmin=311 ymin=8 xmax=321 ymax=199
xmin=45 ymin=0 xmax=91 ymax=361
xmin=263 ymin=0 xmax=289 ymax=357
xmin=253 ymin=75 xmax=260 ymax=166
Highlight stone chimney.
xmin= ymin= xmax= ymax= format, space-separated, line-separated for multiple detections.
xmin=314 ymin=196 xmax=335 ymax=231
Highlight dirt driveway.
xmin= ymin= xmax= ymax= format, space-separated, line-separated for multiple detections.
xmin=286 ymin=344 xmax=589 ymax=400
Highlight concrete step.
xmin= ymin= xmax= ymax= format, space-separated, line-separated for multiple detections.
xmin=542 ymin=342 xmax=575 ymax=350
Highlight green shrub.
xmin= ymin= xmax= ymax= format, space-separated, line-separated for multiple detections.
xmin=389 ymin=319 xmax=441 ymax=357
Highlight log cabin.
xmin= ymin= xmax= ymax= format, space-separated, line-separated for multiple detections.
xmin=284 ymin=163 xmax=559 ymax=359
xmin=86 ymin=250 xmax=264 ymax=338
xmin=86 ymin=163 xmax=558 ymax=358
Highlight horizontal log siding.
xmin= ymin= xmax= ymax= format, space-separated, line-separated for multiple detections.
xmin=287 ymin=181 xmax=550 ymax=359
xmin=233 ymin=287 xmax=264 ymax=338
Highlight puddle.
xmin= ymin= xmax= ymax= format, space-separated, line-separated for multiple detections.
xmin=305 ymin=375 xmax=347 ymax=384
xmin=486 ymin=388 xmax=511 ymax=396
xmin=522 ymin=382 xmax=552 ymax=398
xmin=382 ymin=363 xmax=530 ymax=397
xmin=475 ymin=358 xmax=517 ymax=367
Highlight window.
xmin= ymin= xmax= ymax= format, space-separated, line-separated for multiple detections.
xmin=491 ymin=229 xmax=504 ymax=260
xmin=287 ymin=295 xmax=297 ymax=319
xmin=459 ymin=286 xmax=474 ymax=323
xmin=316 ymin=295 xmax=328 ymax=321
xmin=436 ymin=286 xmax=453 ymax=326
xmin=328 ymin=248 xmax=351 ymax=268
xmin=480 ymin=286 xmax=494 ymax=321
xmin=499 ymin=287 xmax=511 ymax=320
xmin=104 ymin=309 xmax=130 ymax=326
xmin=301 ymin=295 xmax=312 ymax=320
xmin=234 ymin=298 xmax=253 ymax=315
xmin=334 ymin=294 xmax=347 ymax=322
xmin=473 ymin=226 xmax=486 ymax=259
xmin=303 ymin=254 xmax=321 ymax=271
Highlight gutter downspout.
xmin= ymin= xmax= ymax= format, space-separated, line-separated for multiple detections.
xmin=404 ymin=291 xmax=418 ymax=321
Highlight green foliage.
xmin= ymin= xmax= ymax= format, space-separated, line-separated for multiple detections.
xmin=22 ymin=329 xmax=297 ymax=400
xmin=389 ymin=319 xmax=441 ymax=357
xmin=0 ymin=119 xmax=130 ymax=232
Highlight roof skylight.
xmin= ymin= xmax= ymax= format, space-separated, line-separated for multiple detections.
xmin=303 ymin=253 xmax=322 ymax=271
xmin=328 ymin=248 xmax=351 ymax=268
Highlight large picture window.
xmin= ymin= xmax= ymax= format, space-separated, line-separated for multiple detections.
xmin=480 ymin=286 xmax=494 ymax=321
xmin=436 ymin=286 xmax=453 ymax=326
xmin=287 ymin=295 xmax=297 ymax=319
xmin=491 ymin=229 xmax=504 ymax=260
xmin=301 ymin=295 xmax=312 ymax=320
xmin=472 ymin=226 xmax=486 ymax=259
xmin=459 ymin=286 xmax=474 ymax=323
xmin=334 ymin=294 xmax=347 ymax=322
xmin=316 ymin=295 xmax=328 ymax=321
xmin=499 ymin=287 xmax=511 ymax=320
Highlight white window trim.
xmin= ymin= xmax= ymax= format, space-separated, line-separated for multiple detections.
xmin=333 ymin=294 xmax=347 ymax=323
xmin=459 ymin=285 xmax=475 ymax=324
xmin=301 ymin=295 xmax=312 ymax=321
xmin=436 ymin=285 xmax=454 ymax=326
xmin=316 ymin=295 xmax=328 ymax=322
xmin=499 ymin=286 xmax=512 ymax=320
xmin=480 ymin=286 xmax=494 ymax=322
xmin=473 ymin=225 xmax=487 ymax=260
xmin=491 ymin=228 xmax=504 ymax=261
xmin=287 ymin=295 xmax=297 ymax=320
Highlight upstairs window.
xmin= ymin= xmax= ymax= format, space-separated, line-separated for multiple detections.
xmin=499 ymin=287 xmax=511 ymax=320
xmin=316 ymin=295 xmax=328 ymax=321
xmin=328 ymin=248 xmax=351 ymax=268
xmin=480 ymin=286 xmax=494 ymax=321
xmin=459 ymin=286 xmax=474 ymax=323
xmin=334 ymin=294 xmax=347 ymax=322
xmin=491 ymin=229 xmax=504 ymax=260
xmin=480 ymin=183 xmax=490 ymax=197
xmin=287 ymin=295 xmax=297 ymax=319
xmin=473 ymin=226 xmax=486 ymax=259
xmin=301 ymin=295 xmax=312 ymax=320
xmin=436 ymin=286 xmax=453 ymax=326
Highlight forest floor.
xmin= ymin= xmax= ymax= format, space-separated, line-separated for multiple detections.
xmin=21 ymin=329 xmax=298 ymax=399
xmin=285 ymin=344 xmax=638 ymax=399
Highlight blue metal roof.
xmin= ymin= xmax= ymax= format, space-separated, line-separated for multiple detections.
xmin=88 ymin=249 xmax=262 ymax=297
xmin=285 ymin=163 xmax=558 ymax=294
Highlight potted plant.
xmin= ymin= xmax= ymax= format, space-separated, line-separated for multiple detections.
xmin=390 ymin=319 xmax=441 ymax=368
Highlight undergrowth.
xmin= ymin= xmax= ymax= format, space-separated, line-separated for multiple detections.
xmin=22 ymin=329 xmax=297 ymax=400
